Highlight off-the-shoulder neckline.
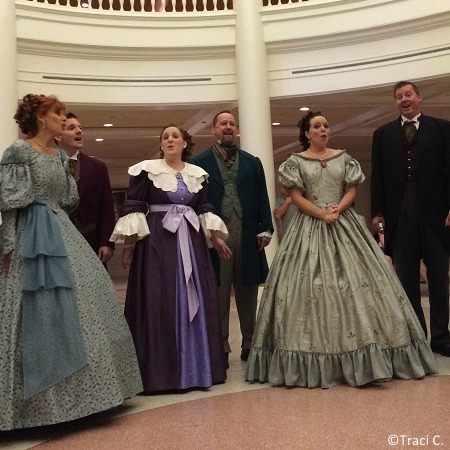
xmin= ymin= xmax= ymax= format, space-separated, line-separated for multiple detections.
xmin=293 ymin=149 xmax=346 ymax=162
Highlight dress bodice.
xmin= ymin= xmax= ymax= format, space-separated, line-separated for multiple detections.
xmin=30 ymin=152 xmax=75 ymax=212
xmin=0 ymin=140 xmax=78 ymax=214
xmin=279 ymin=151 xmax=365 ymax=208
xmin=166 ymin=179 xmax=194 ymax=205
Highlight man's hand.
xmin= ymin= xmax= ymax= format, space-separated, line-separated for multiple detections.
xmin=257 ymin=236 xmax=271 ymax=251
xmin=372 ymin=215 xmax=385 ymax=231
xmin=445 ymin=212 xmax=450 ymax=228
xmin=98 ymin=246 xmax=114 ymax=264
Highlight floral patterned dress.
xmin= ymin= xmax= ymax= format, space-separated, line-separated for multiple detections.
xmin=0 ymin=140 xmax=142 ymax=430
xmin=246 ymin=151 xmax=437 ymax=388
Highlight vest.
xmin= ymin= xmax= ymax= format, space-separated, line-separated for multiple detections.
xmin=214 ymin=152 xmax=243 ymax=219
xmin=401 ymin=129 xmax=418 ymax=182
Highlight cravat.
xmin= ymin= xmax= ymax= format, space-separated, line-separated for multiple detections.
xmin=69 ymin=159 xmax=77 ymax=177
xmin=403 ymin=121 xmax=417 ymax=142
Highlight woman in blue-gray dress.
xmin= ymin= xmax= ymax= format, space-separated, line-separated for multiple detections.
xmin=246 ymin=111 xmax=437 ymax=388
xmin=0 ymin=94 xmax=142 ymax=430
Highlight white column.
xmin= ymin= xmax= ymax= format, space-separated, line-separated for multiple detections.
xmin=234 ymin=0 xmax=278 ymax=263
xmin=0 ymin=2 xmax=19 ymax=156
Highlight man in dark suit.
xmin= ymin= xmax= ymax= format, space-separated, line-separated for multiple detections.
xmin=371 ymin=80 xmax=450 ymax=357
xmin=58 ymin=113 xmax=116 ymax=265
xmin=190 ymin=111 xmax=273 ymax=363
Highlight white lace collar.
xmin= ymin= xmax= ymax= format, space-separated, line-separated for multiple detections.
xmin=128 ymin=159 xmax=208 ymax=193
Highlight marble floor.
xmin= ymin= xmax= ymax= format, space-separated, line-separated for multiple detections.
xmin=1 ymin=281 xmax=449 ymax=449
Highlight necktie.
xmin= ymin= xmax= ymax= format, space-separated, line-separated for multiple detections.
xmin=403 ymin=121 xmax=417 ymax=142
xmin=69 ymin=159 xmax=77 ymax=177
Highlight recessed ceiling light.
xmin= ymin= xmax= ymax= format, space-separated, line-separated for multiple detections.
xmin=300 ymin=107 xmax=310 ymax=111
xmin=95 ymin=138 xmax=104 ymax=142
xmin=103 ymin=123 xmax=113 ymax=127
xmin=272 ymin=122 xmax=281 ymax=126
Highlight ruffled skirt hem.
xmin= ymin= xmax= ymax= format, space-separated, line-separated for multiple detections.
xmin=245 ymin=340 xmax=438 ymax=389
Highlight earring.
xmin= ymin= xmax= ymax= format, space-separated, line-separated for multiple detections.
xmin=184 ymin=144 xmax=187 ymax=149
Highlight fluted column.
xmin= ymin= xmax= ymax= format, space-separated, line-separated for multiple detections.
xmin=0 ymin=2 xmax=18 ymax=157
xmin=234 ymin=0 xmax=278 ymax=262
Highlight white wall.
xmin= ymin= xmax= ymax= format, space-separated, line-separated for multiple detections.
xmin=16 ymin=0 xmax=450 ymax=105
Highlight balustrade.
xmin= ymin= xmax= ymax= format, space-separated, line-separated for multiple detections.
xmin=27 ymin=0 xmax=234 ymax=12
xmin=25 ymin=0 xmax=313 ymax=12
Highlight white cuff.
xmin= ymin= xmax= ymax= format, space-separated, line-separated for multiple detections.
xmin=199 ymin=212 xmax=229 ymax=248
xmin=110 ymin=212 xmax=150 ymax=243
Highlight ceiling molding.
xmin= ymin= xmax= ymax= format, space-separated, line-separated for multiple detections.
xmin=17 ymin=39 xmax=235 ymax=60
xmin=266 ymin=12 xmax=450 ymax=54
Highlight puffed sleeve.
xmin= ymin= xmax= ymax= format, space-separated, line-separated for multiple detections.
xmin=0 ymin=142 xmax=34 ymax=211
xmin=343 ymin=153 xmax=365 ymax=188
xmin=279 ymin=155 xmax=305 ymax=192
xmin=110 ymin=171 xmax=150 ymax=243
xmin=0 ymin=142 xmax=35 ymax=255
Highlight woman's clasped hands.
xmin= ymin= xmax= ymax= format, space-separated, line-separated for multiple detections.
xmin=322 ymin=204 xmax=340 ymax=224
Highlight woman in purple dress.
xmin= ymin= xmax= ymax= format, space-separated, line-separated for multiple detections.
xmin=111 ymin=124 xmax=231 ymax=392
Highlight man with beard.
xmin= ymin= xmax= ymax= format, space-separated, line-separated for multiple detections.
xmin=371 ymin=80 xmax=450 ymax=357
xmin=190 ymin=110 xmax=273 ymax=365
xmin=57 ymin=112 xmax=116 ymax=266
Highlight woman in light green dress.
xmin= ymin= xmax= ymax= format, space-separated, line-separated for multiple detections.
xmin=246 ymin=111 xmax=437 ymax=388
xmin=0 ymin=94 xmax=142 ymax=430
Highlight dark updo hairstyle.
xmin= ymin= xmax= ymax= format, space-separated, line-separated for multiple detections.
xmin=159 ymin=123 xmax=195 ymax=162
xmin=14 ymin=94 xmax=67 ymax=137
xmin=297 ymin=110 xmax=324 ymax=150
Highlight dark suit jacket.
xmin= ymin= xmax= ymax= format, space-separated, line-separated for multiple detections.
xmin=371 ymin=114 xmax=450 ymax=256
xmin=190 ymin=147 xmax=274 ymax=285
xmin=72 ymin=151 xmax=116 ymax=254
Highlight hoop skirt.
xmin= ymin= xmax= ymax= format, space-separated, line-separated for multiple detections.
xmin=0 ymin=141 xmax=142 ymax=430
xmin=246 ymin=152 xmax=437 ymax=388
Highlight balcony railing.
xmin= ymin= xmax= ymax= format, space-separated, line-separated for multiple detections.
xmin=24 ymin=0 xmax=311 ymax=12
xmin=26 ymin=0 xmax=233 ymax=11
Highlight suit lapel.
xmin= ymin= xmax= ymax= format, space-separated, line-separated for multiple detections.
xmin=204 ymin=150 xmax=224 ymax=188
xmin=236 ymin=151 xmax=251 ymax=187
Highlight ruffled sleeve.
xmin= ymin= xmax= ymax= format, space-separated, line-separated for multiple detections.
xmin=110 ymin=169 xmax=151 ymax=243
xmin=279 ymin=155 xmax=305 ymax=192
xmin=110 ymin=200 xmax=150 ymax=243
xmin=343 ymin=153 xmax=365 ymax=188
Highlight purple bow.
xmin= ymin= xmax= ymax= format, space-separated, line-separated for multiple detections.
xmin=150 ymin=204 xmax=200 ymax=322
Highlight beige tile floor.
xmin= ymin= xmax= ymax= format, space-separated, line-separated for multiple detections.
xmin=1 ymin=280 xmax=449 ymax=449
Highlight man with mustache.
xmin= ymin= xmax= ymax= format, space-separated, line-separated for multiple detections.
xmin=371 ymin=80 xmax=450 ymax=357
xmin=190 ymin=111 xmax=273 ymax=365
xmin=57 ymin=112 xmax=116 ymax=265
